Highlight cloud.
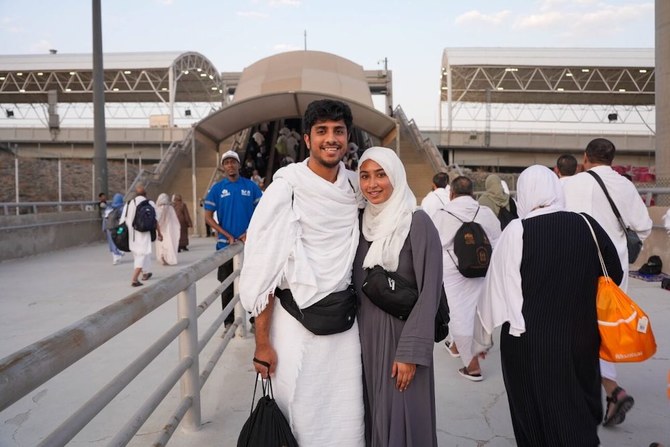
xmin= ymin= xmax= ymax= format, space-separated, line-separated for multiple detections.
xmin=236 ymin=11 xmax=269 ymax=19
xmin=516 ymin=11 xmax=565 ymax=28
xmin=269 ymin=0 xmax=301 ymax=6
xmin=455 ymin=10 xmax=511 ymax=26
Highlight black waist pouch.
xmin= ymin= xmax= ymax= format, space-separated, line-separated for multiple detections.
xmin=275 ymin=287 xmax=357 ymax=336
xmin=362 ymin=265 xmax=418 ymax=320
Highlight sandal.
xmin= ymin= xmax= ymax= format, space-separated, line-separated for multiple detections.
xmin=142 ymin=272 xmax=153 ymax=281
xmin=445 ymin=340 xmax=460 ymax=358
xmin=603 ymin=386 xmax=634 ymax=427
xmin=458 ymin=367 xmax=483 ymax=382
xmin=131 ymin=281 xmax=143 ymax=287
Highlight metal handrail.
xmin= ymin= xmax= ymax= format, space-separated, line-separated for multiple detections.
xmin=0 ymin=243 xmax=245 ymax=447
xmin=394 ymin=105 xmax=448 ymax=173
xmin=0 ymin=201 xmax=98 ymax=215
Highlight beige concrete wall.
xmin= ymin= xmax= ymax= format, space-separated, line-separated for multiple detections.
xmin=0 ymin=211 xmax=103 ymax=262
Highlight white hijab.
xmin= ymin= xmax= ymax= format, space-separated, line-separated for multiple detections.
xmin=359 ymin=147 xmax=417 ymax=272
xmin=476 ymin=165 xmax=566 ymax=346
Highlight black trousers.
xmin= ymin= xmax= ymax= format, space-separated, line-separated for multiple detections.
xmin=217 ymin=259 xmax=234 ymax=325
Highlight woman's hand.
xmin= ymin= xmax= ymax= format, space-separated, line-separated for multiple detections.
xmin=391 ymin=361 xmax=416 ymax=392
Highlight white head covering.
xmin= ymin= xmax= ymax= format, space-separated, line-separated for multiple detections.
xmin=516 ymin=164 xmax=566 ymax=218
xmin=358 ymin=147 xmax=416 ymax=272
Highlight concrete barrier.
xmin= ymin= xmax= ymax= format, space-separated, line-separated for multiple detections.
xmin=0 ymin=211 xmax=104 ymax=262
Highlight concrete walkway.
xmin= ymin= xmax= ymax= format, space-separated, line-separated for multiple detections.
xmin=0 ymin=237 xmax=668 ymax=446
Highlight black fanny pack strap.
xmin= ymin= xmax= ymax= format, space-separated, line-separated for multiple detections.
xmin=586 ymin=170 xmax=629 ymax=233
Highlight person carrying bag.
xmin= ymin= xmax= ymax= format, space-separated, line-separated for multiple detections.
xmin=580 ymin=214 xmax=657 ymax=363
xmin=237 ymin=358 xmax=298 ymax=447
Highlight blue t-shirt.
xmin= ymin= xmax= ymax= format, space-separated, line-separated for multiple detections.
xmin=204 ymin=177 xmax=262 ymax=250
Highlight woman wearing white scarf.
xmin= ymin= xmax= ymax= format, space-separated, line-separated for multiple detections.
xmin=154 ymin=193 xmax=180 ymax=265
xmin=475 ymin=164 xmax=623 ymax=446
xmin=353 ymin=147 xmax=442 ymax=447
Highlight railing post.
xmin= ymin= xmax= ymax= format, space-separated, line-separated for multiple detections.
xmin=234 ymin=251 xmax=247 ymax=338
xmin=177 ymin=283 xmax=201 ymax=431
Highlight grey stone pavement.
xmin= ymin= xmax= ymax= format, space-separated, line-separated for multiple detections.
xmin=0 ymin=236 xmax=668 ymax=446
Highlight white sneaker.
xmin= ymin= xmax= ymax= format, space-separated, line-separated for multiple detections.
xmin=112 ymin=254 xmax=122 ymax=265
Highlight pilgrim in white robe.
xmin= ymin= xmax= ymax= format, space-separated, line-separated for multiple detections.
xmin=120 ymin=196 xmax=155 ymax=271
xmin=562 ymin=165 xmax=652 ymax=381
xmin=433 ymin=195 xmax=501 ymax=368
xmin=240 ymin=160 xmax=365 ymax=447
xmin=420 ymin=186 xmax=451 ymax=220
xmin=155 ymin=193 xmax=180 ymax=266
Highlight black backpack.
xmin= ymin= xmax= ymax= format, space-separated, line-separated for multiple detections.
xmin=445 ymin=206 xmax=492 ymax=278
xmin=132 ymin=199 xmax=157 ymax=232
xmin=639 ymin=255 xmax=662 ymax=276
xmin=497 ymin=198 xmax=518 ymax=230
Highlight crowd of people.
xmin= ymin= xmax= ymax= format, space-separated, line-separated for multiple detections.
xmin=98 ymin=97 xmax=662 ymax=446
xmin=100 ymin=183 xmax=193 ymax=287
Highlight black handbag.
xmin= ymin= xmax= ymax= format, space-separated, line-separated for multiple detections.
xmin=275 ymin=287 xmax=357 ymax=335
xmin=362 ymin=266 xmax=450 ymax=342
xmin=238 ymin=359 xmax=298 ymax=447
xmin=111 ymin=203 xmax=131 ymax=252
xmin=586 ymin=171 xmax=643 ymax=263
xmin=362 ymin=266 xmax=418 ymax=320
xmin=111 ymin=224 xmax=130 ymax=252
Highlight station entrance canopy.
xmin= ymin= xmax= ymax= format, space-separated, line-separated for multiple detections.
xmin=195 ymin=50 xmax=397 ymax=146
xmin=0 ymin=51 xmax=223 ymax=126
xmin=441 ymin=48 xmax=654 ymax=105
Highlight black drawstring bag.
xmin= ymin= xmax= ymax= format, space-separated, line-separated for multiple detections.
xmin=237 ymin=358 xmax=298 ymax=447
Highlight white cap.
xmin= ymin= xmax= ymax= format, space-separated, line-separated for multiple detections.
xmin=221 ymin=150 xmax=240 ymax=163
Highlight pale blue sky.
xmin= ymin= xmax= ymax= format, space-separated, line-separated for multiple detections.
xmin=0 ymin=0 xmax=655 ymax=127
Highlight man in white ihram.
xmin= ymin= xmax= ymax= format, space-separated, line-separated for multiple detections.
xmin=562 ymin=137 xmax=652 ymax=427
xmin=421 ymin=172 xmax=451 ymax=220
xmin=239 ymin=99 xmax=365 ymax=446
xmin=433 ymin=176 xmax=501 ymax=381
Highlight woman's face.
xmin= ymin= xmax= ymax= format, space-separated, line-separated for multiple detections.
xmin=359 ymin=159 xmax=393 ymax=205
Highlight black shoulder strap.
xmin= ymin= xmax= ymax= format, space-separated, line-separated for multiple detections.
xmin=444 ymin=205 xmax=479 ymax=224
xmin=585 ymin=170 xmax=627 ymax=231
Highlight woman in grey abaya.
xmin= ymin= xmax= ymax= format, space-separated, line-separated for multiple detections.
xmin=352 ymin=147 xmax=442 ymax=447
xmin=476 ymin=165 xmax=623 ymax=447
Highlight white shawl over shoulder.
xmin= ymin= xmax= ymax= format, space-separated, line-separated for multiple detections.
xmin=240 ymin=160 xmax=361 ymax=316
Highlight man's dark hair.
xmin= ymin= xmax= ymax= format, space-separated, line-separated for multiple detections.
xmin=585 ymin=138 xmax=616 ymax=165
xmin=451 ymin=176 xmax=474 ymax=197
xmin=432 ymin=172 xmax=449 ymax=189
xmin=303 ymin=99 xmax=353 ymax=134
xmin=98 ymin=192 xmax=106 ymax=198
xmin=556 ymin=154 xmax=578 ymax=176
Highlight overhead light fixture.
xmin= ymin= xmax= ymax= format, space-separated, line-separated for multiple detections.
xmin=17 ymin=72 xmax=23 ymax=76
xmin=6 ymin=109 xmax=14 ymax=118
xmin=209 ymin=75 xmax=213 ymax=79
xmin=581 ymin=68 xmax=590 ymax=73
xmin=497 ymin=87 xmax=504 ymax=90
xmin=504 ymin=68 xmax=518 ymax=72
xmin=112 ymin=87 xmax=119 ymax=91
xmin=37 ymin=72 xmax=43 ymax=76
xmin=184 ymin=109 xmax=192 ymax=117
xmin=65 ymin=88 xmax=71 ymax=92
xmin=565 ymin=73 xmax=573 ymax=77
xmin=557 ymin=87 xmax=564 ymax=91
xmin=161 ymin=87 xmax=168 ymax=91
xmin=124 ymin=70 xmax=131 ymax=74
xmin=200 ymin=73 xmax=207 ymax=77
xmin=0 ymin=76 xmax=5 ymax=80
xmin=619 ymin=88 xmax=626 ymax=92
xmin=608 ymin=113 xmax=618 ymax=122
xmin=639 ymin=69 xmax=647 ymax=73
xmin=196 ymin=68 xmax=202 ymax=72
xmin=211 ymin=86 xmax=218 ymax=90
xmin=19 ymin=89 xmax=25 ymax=92
xmin=69 ymin=71 xmax=76 ymax=75
xmin=441 ymin=86 xmax=448 ymax=90
xmin=183 ymin=70 xmax=189 ymax=74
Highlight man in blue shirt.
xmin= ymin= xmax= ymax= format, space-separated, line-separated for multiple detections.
xmin=204 ymin=150 xmax=263 ymax=325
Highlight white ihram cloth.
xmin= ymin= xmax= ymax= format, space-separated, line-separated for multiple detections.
xmin=421 ymin=186 xmax=451 ymax=220
xmin=120 ymin=195 xmax=155 ymax=271
xmin=240 ymin=159 xmax=364 ymax=447
xmin=475 ymin=165 xmax=565 ymax=352
xmin=433 ymin=195 xmax=501 ymax=366
xmin=562 ymin=165 xmax=652 ymax=380
xmin=155 ymin=193 xmax=180 ymax=266
xmin=359 ymin=147 xmax=417 ymax=272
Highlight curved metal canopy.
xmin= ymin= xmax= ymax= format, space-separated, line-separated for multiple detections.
xmin=195 ymin=50 xmax=396 ymax=143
